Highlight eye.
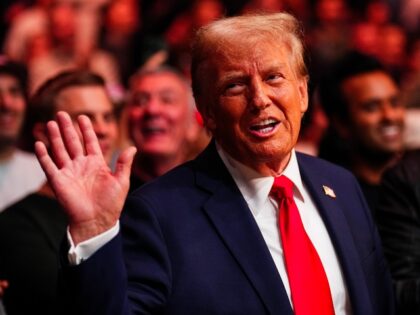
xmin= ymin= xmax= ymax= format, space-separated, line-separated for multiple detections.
xmin=265 ymin=73 xmax=283 ymax=83
xmin=104 ymin=112 xmax=116 ymax=123
xmin=224 ymin=82 xmax=245 ymax=96
xmin=389 ymin=96 xmax=403 ymax=109
xmin=160 ymin=92 xmax=178 ymax=105
xmin=131 ymin=93 xmax=148 ymax=107
xmin=361 ymin=101 xmax=380 ymax=113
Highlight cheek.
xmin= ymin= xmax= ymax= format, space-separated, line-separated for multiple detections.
xmin=395 ymin=109 xmax=406 ymax=122
xmin=14 ymin=98 xmax=26 ymax=113
xmin=217 ymin=101 xmax=244 ymax=124
xmin=356 ymin=115 xmax=378 ymax=129
xmin=128 ymin=108 xmax=144 ymax=127
xmin=169 ymin=107 xmax=190 ymax=130
xmin=128 ymin=107 xmax=142 ymax=120
xmin=108 ymin=123 xmax=118 ymax=140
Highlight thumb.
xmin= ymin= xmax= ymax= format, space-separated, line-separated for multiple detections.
xmin=114 ymin=146 xmax=137 ymax=185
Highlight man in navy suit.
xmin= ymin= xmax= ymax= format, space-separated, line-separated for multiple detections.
xmin=35 ymin=12 xmax=394 ymax=315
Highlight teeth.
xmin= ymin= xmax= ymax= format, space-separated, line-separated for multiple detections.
xmin=381 ymin=126 xmax=400 ymax=137
xmin=250 ymin=118 xmax=279 ymax=133
xmin=258 ymin=126 xmax=275 ymax=133
xmin=254 ymin=119 xmax=278 ymax=127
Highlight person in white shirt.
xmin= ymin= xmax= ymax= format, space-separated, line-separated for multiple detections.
xmin=0 ymin=57 xmax=44 ymax=212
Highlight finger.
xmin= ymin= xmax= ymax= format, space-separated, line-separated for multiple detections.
xmin=56 ymin=111 xmax=84 ymax=158
xmin=35 ymin=141 xmax=59 ymax=181
xmin=114 ymin=146 xmax=137 ymax=186
xmin=46 ymin=120 xmax=71 ymax=168
xmin=78 ymin=115 xmax=103 ymax=156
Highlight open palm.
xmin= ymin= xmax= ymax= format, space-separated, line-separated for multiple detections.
xmin=35 ymin=112 xmax=136 ymax=245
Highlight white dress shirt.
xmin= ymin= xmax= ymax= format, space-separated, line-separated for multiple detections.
xmin=217 ymin=146 xmax=351 ymax=315
xmin=68 ymin=145 xmax=351 ymax=314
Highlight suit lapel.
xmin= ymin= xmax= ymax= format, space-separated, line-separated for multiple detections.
xmin=193 ymin=143 xmax=293 ymax=315
xmin=297 ymin=154 xmax=373 ymax=315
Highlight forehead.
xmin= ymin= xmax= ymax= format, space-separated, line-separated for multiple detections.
xmin=200 ymin=39 xmax=295 ymax=79
xmin=132 ymin=72 xmax=187 ymax=93
xmin=342 ymin=71 xmax=398 ymax=102
xmin=56 ymin=85 xmax=112 ymax=113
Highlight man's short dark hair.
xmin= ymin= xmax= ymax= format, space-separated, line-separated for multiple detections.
xmin=22 ymin=70 xmax=107 ymax=151
xmin=0 ymin=57 xmax=28 ymax=98
xmin=318 ymin=51 xmax=387 ymax=121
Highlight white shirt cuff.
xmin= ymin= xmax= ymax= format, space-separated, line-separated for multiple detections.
xmin=67 ymin=221 xmax=120 ymax=265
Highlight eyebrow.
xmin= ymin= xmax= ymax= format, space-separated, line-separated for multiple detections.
xmin=217 ymin=63 xmax=289 ymax=86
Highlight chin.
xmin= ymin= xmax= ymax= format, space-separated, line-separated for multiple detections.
xmin=143 ymin=146 xmax=175 ymax=157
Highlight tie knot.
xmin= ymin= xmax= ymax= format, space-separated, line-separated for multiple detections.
xmin=271 ymin=175 xmax=294 ymax=200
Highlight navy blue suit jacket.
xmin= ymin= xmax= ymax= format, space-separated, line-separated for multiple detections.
xmin=63 ymin=142 xmax=394 ymax=315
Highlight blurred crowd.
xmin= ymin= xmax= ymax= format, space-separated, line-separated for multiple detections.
xmin=2 ymin=0 xmax=420 ymax=315
xmin=2 ymin=0 xmax=420 ymax=152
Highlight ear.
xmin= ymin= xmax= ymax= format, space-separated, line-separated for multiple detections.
xmin=32 ymin=122 xmax=50 ymax=147
xmin=206 ymin=114 xmax=217 ymax=132
xmin=196 ymin=97 xmax=217 ymax=133
xmin=298 ymin=77 xmax=309 ymax=115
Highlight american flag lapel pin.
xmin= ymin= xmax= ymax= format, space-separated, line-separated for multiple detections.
xmin=322 ymin=185 xmax=336 ymax=199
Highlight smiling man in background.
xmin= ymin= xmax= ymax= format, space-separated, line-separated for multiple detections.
xmin=126 ymin=66 xmax=208 ymax=190
xmin=318 ymin=51 xmax=405 ymax=212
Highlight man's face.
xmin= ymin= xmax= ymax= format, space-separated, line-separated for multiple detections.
xmin=55 ymin=85 xmax=118 ymax=164
xmin=341 ymin=71 xmax=405 ymax=154
xmin=197 ymin=39 xmax=308 ymax=173
xmin=128 ymin=72 xmax=191 ymax=158
xmin=0 ymin=74 xmax=26 ymax=145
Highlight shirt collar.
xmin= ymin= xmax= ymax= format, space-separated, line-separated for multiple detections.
xmin=216 ymin=143 xmax=305 ymax=216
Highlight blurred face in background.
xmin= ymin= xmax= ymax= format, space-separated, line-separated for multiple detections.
xmin=340 ymin=71 xmax=405 ymax=155
xmin=105 ymin=0 xmax=140 ymax=35
xmin=0 ymin=74 xmax=25 ymax=147
xmin=55 ymin=85 xmax=118 ymax=164
xmin=128 ymin=72 xmax=192 ymax=159
xmin=48 ymin=2 xmax=76 ymax=44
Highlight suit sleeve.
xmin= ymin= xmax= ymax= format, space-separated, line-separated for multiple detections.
xmin=60 ymin=194 xmax=172 ymax=315
xmin=376 ymin=166 xmax=420 ymax=315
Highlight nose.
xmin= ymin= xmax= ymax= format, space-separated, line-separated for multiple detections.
xmin=249 ymin=79 xmax=271 ymax=111
xmin=92 ymin=117 xmax=108 ymax=138
xmin=143 ymin=96 xmax=162 ymax=115
xmin=381 ymin=102 xmax=402 ymax=122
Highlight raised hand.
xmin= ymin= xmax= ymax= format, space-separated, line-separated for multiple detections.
xmin=35 ymin=111 xmax=136 ymax=245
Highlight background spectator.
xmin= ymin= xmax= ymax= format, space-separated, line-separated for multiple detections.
xmin=0 ymin=70 xmax=118 ymax=315
xmin=0 ymin=57 xmax=44 ymax=211
xmin=318 ymin=51 xmax=405 ymax=211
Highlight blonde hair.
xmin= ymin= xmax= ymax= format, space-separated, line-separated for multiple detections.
xmin=190 ymin=12 xmax=308 ymax=118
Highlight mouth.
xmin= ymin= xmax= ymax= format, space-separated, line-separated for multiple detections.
xmin=141 ymin=126 xmax=167 ymax=136
xmin=249 ymin=118 xmax=280 ymax=137
xmin=379 ymin=125 xmax=402 ymax=139
xmin=0 ymin=113 xmax=19 ymax=128
xmin=0 ymin=112 xmax=17 ymax=125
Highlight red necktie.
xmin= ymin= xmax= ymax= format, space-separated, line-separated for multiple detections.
xmin=271 ymin=175 xmax=335 ymax=315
